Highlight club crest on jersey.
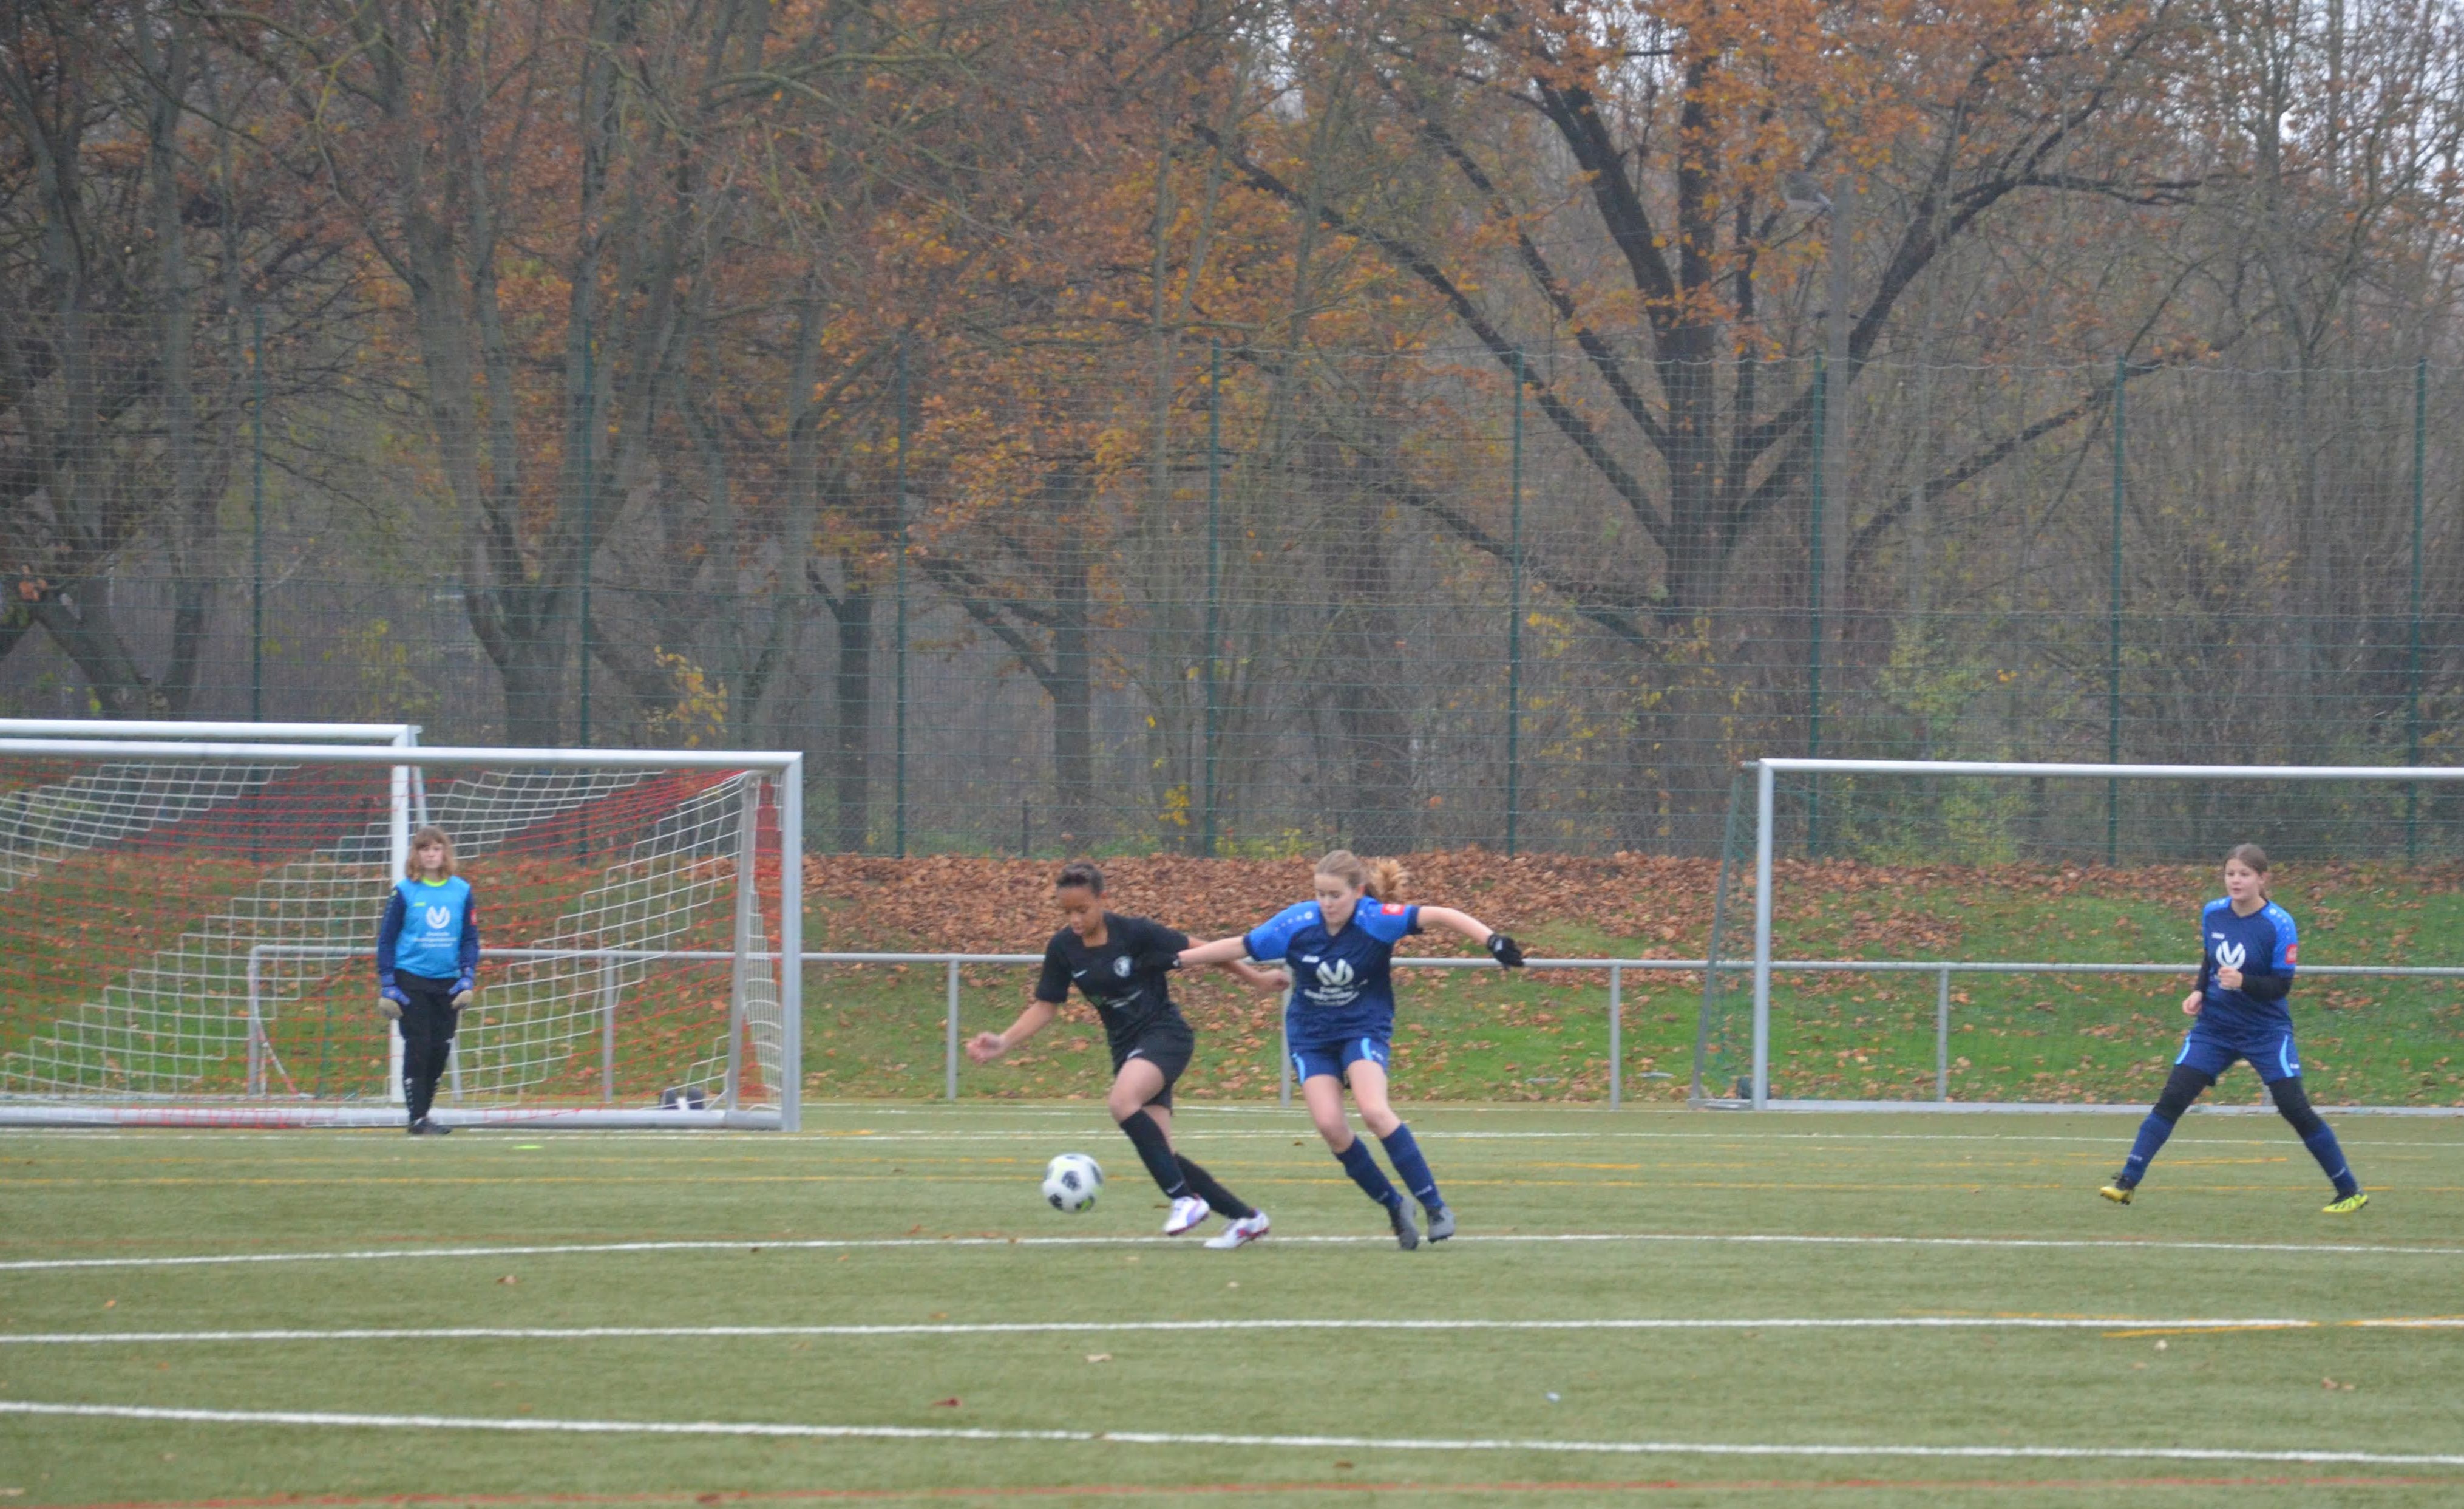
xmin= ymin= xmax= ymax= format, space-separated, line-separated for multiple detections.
xmin=424 ymin=904 xmax=453 ymax=930
xmin=1382 ymin=903 xmax=1407 ymax=915
xmin=1303 ymin=957 xmax=1361 ymax=1007
xmin=1112 ymin=956 xmax=1133 ymax=978
xmin=2216 ymin=941 xmax=2246 ymax=970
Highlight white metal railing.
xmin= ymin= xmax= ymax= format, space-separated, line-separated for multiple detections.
xmin=245 ymin=944 xmax=2464 ymax=1111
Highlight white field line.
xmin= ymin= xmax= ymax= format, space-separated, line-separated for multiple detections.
xmin=5 ymin=1126 xmax=2457 ymax=1148
xmin=0 ymin=1315 xmax=2367 ymax=1346
xmin=6 ymin=1400 xmax=2463 ymax=1470
xmin=7 ymin=1230 xmax=2463 ymax=1274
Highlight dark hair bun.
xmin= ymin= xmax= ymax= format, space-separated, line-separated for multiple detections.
xmin=1055 ymin=860 xmax=1105 ymax=893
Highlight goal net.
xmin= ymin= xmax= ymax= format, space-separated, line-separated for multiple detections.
xmin=0 ymin=737 xmax=801 ymax=1128
xmin=1695 ymin=758 xmax=2464 ymax=1113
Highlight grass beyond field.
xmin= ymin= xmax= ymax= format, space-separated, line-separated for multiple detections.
xmin=5 ymin=1105 xmax=2463 ymax=1506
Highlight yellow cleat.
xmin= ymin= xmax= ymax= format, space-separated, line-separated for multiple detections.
xmin=2322 ymin=1191 xmax=2369 ymax=1215
xmin=2099 ymin=1184 xmax=2133 ymax=1205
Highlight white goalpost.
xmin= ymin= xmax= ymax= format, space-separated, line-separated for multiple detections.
xmin=1700 ymin=758 xmax=2464 ymax=1113
xmin=0 ymin=735 xmax=801 ymax=1129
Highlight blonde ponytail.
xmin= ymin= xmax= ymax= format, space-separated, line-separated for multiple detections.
xmin=1315 ymin=849 xmax=1410 ymax=902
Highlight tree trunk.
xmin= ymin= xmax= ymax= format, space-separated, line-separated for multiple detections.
xmin=1317 ymin=434 xmax=1414 ymax=851
xmin=497 ymin=611 xmax=570 ymax=746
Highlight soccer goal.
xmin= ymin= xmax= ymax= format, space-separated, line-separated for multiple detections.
xmin=0 ymin=735 xmax=801 ymax=1129
xmin=1695 ymin=758 xmax=2464 ymax=1114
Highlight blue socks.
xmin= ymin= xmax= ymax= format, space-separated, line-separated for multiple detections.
xmin=1379 ymin=1123 xmax=1443 ymax=1210
xmin=2302 ymin=1127 xmax=2360 ymax=1198
xmin=2117 ymin=1111 xmax=2177 ymax=1188
xmin=1334 ymin=1138 xmax=1400 ymax=1207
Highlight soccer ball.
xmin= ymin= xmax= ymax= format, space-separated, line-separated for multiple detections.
xmin=1042 ymin=1152 xmax=1104 ymax=1213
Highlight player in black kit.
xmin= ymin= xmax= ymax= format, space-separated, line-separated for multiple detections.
xmin=969 ymin=860 xmax=1280 ymax=1248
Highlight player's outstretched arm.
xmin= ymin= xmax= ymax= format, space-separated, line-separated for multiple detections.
xmin=1177 ymin=935 xmax=1251 ymax=969
xmin=968 ymin=999 xmax=1059 ymax=1063
xmin=1218 ymin=958 xmax=1288 ymax=991
xmin=1418 ymin=905 xmax=1526 ymax=967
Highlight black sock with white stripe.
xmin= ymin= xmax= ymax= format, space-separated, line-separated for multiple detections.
xmin=1116 ymin=1110 xmax=1189 ymax=1199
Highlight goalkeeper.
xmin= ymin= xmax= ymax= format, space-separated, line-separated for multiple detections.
xmin=376 ymin=824 xmax=480 ymax=1135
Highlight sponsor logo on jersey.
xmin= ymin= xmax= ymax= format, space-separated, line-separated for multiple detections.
xmin=2285 ymin=944 xmax=2299 ymax=963
xmin=1382 ymin=903 xmax=1407 ymax=915
xmin=2216 ymin=941 xmax=2246 ymax=971
xmin=1303 ymin=957 xmax=1361 ymax=1008
xmin=424 ymin=904 xmax=453 ymax=931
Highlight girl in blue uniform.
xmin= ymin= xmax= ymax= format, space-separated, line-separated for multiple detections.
xmin=376 ymin=825 xmax=480 ymax=1135
xmin=2102 ymin=844 xmax=2365 ymax=1213
xmin=1176 ymin=851 xmax=1523 ymax=1248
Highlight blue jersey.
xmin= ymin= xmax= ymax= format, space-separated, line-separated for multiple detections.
xmin=378 ymin=876 xmax=479 ymax=987
xmin=1246 ymin=899 xmax=1422 ymax=1043
xmin=2195 ymin=896 xmax=2297 ymax=1035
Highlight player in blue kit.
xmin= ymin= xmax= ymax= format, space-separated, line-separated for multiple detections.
xmin=375 ymin=825 xmax=480 ymax=1136
xmin=2101 ymin=843 xmax=2366 ymax=1213
xmin=1175 ymin=851 xmax=1524 ymax=1248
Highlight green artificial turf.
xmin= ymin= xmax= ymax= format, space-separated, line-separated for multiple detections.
xmin=4 ymin=1105 xmax=2462 ymax=1506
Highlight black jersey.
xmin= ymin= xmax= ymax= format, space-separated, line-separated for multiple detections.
xmin=1034 ymin=912 xmax=1191 ymax=1048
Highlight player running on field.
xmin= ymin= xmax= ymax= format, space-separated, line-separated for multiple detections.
xmin=1175 ymin=851 xmax=1524 ymax=1250
xmin=376 ymin=824 xmax=480 ymax=1136
xmin=2102 ymin=843 xmax=2366 ymax=1213
xmin=969 ymin=861 xmax=1282 ymax=1248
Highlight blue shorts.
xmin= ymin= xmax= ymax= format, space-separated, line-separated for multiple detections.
xmin=1291 ymin=1034 xmax=1390 ymax=1085
xmin=2177 ymin=1023 xmax=2301 ymax=1084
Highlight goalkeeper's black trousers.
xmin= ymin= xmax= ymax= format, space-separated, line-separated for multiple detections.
xmin=398 ymin=973 xmax=461 ymax=1125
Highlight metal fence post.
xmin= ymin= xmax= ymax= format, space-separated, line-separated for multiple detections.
xmin=2409 ymin=358 xmax=2428 ymax=860
xmin=1279 ymin=986 xmax=1293 ymax=1108
xmin=1202 ymin=339 xmax=1223 ymax=857
xmin=246 ymin=947 xmax=264 ymax=1097
xmin=1505 ymin=349 xmax=1526 ymax=856
xmin=1806 ymin=356 xmax=1826 ymax=856
xmin=945 ymin=958 xmax=960 ymax=1102
xmin=578 ymin=324 xmax=594 ymax=748
xmin=1936 ymin=964 xmax=1951 ymax=1102
xmin=894 ymin=340 xmax=911 ymax=860
xmin=1607 ymin=962 xmax=1622 ymax=1109
xmin=2106 ymin=355 xmax=2125 ymax=864
xmin=249 ymin=307 xmax=267 ymax=724
xmin=600 ymin=953 xmax=619 ymax=1103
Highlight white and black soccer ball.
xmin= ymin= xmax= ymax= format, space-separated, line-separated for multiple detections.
xmin=660 ymin=1085 xmax=708 ymax=1111
xmin=1042 ymin=1151 xmax=1104 ymax=1213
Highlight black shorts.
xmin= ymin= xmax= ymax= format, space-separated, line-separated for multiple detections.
xmin=1108 ymin=1015 xmax=1195 ymax=1108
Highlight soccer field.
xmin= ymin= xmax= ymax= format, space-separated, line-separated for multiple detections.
xmin=5 ymin=1106 xmax=2462 ymax=1507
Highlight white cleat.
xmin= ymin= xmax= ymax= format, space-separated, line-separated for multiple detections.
xmin=1204 ymin=1211 xmax=1270 ymax=1250
xmin=1163 ymin=1195 xmax=1213 ymax=1235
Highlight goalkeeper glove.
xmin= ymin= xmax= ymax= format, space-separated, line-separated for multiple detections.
xmin=450 ymin=978 xmax=475 ymax=1010
xmin=378 ymin=984 xmax=409 ymax=1021
xmin=1485 ymin=932 xmax=1526 ymax=969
